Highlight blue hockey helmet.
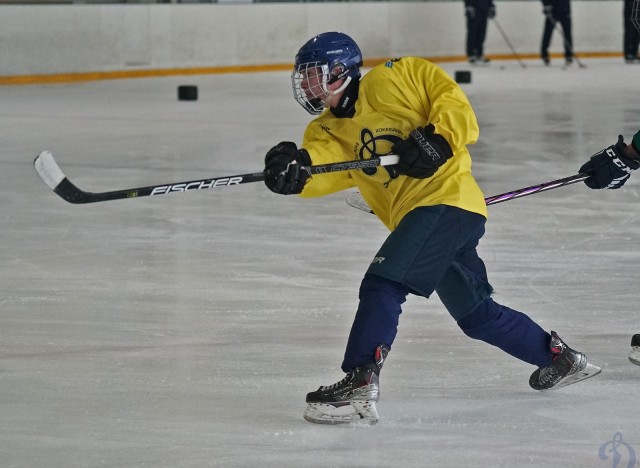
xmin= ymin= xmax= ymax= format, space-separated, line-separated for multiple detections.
xmin=291 ymin=32 xmax=363 ymax=114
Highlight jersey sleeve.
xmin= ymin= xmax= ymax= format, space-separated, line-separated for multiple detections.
xmin=419 ymin=61 xmax=480 ymax=153
xmin=298 ymin=118 xmax=356 ymax=198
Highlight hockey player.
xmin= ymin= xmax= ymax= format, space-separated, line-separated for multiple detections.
xmin=464 ymin=0 xmax=496 ymax=64
xmin=577 ymin=130 xmax=640 ymax=366
xmin=624 ymin=0 xmax=640 ymax=63
xmin=263 ymin=31 xmax=601 ymax=425
xmin=541 ymin=0 xmax=574 ymax=65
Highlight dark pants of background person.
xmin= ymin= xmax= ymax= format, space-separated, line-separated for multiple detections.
xmin=624 ymin=0 xmax=640 ymax=60
xmin=541 ymin=5 xmax=573 ymax=60
xmin=466 ymin=2 xmax=492 ymax=58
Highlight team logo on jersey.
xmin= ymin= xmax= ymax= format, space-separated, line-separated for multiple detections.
xmin=384 ymin=58 xmax=401 ymax=68
xmin=357 ymin=127 xmax=402 ymax=179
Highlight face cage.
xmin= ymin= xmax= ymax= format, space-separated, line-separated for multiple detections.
xmin=633 ymin=0 xmax=640 ymax=33
xmin=291 ymin=62 xmax=331 ymax=115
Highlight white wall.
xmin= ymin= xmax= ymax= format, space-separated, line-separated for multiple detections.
xmin=0 ymin=2 xmax=625 ymax=76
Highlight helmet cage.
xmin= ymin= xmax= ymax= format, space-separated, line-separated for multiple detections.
xmin=291 ymin=61 xmax=331 ymax=115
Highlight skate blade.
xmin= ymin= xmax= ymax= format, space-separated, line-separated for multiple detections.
xmin=549 ymin=362 xmax=601 ymax=390
xmin=303 ymin=401 xmax=379 ymax=425
xmin=629 ymin=349 xmax=640 ymax=366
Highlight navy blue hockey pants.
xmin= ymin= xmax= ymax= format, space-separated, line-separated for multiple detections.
xmin=341 ymin=205 xmax=553 ymax=372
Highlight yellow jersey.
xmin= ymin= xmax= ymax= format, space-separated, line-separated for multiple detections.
xmin=299 ymin=57 xmax=488 ymax=231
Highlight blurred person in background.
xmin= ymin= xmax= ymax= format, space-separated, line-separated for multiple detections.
xmin=624 ymin=0 xmax=640 ymax=63
xmin=465 ymin=0 xmax=496 ymax=64
xmin=540 ymin=0 xmax=574 ymax=65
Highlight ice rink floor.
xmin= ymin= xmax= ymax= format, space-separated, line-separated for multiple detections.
xmin=1 ymin=58 xmax=639 ymax=467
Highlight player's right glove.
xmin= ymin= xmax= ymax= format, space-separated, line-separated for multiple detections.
xmin=542 ymin=5 xmax=553 ymax=16
xmin=393 ymin=124 xmax=454 ymax=179
xmin=578 ymin=135 xmax=640 ymax=189
xmin=488 ymin=4 xmax=496 ymax=19
xmin=264 ymin=141 xmax=311 ymax=195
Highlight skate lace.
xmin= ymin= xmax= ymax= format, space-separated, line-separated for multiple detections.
xmin=538 ymin=365 xmax=560 ymax=386
xmin=323 ymin=373 xmax=352 ymax=391
xmin=539 ymin=348 xmax=575 ymax=386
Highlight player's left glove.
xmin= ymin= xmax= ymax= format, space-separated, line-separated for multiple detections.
xmin=264 ymin=141 xmax=311 ymax=195
xmin=393 ymin=124 xmax=454 ymax=179
xmin=488 ymin=4 xmax=496 ymax=19
xmin=578 ymin=135 xmax=640 ymax=189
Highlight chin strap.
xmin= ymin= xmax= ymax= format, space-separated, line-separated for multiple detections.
xmin=330 ymin=77 xmax=360 ymax=118
xmin=331 ymin=75 xmax=352 ymax=96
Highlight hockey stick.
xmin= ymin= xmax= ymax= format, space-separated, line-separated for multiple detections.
xmin=483 ymin=173 xmax=588 ymax=205
xmin=491 ymin=18 xmax=527 ymax=69
xmin=33 ymin=151 xmax=399 ymax=204
xmin=543 ymin=12 xmax=587 ymax=69
xmin=346 ymin=173 xmax=589 ymax=214
xmin=633 ymin=0 xmax=640 ymax=32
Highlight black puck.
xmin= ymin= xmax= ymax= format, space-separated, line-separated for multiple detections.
xmin=454 ymin=71 xmax=471 ymax=84
xmin=178 ymin=85 xmax=198 ymax=101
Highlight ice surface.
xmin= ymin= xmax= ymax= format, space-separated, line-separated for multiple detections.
xmin=1 ymin=58 xmax=639 ymax=468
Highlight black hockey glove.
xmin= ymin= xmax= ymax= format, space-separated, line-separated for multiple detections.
xmin=578 ymin=135 xmax=640 ymax=189
xmin=393 ymin=124 xmax=454 ymax=179
xmin=264 ymin=141 xmax=312 ymax=195
xmin=488 ymin=4 xmax=496 ymax=19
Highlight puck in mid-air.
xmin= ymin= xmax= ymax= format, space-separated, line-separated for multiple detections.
xmin=178 ymin=85 xmax=198 ymax=101
xmin=454 ymin=71 xmax=471 ymax=84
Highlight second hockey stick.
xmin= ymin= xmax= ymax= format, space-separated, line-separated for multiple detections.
xmin=491 ymin=18 xmax=527 ymax=69
xmin=33 ymin=151 xmax=399 ymax=204
xmin=346 ymin=173 xmax=589 ymax=214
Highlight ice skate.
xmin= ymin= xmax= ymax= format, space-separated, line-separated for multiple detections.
xmin=303 ymin=344 xmax=388 ymax=425
xmin=629 ymin=334 xmax=640 ymax=366
xmin=529 ymin=331 xmax=601 ymax=390
xmin=562 ymin=57 xmax=574 ymax=70
xmin=471 ymin=56 xmax=490 ymax=66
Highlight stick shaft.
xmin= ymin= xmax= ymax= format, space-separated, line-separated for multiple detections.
xmin=491 ymin=18 xmax=527 ymax=68
xmin=484 ymin=173 xmax=588 ymax=206
xmin=346 ymin=173 xmax=590 ymax=214
xmin=34 ymin=151 xmax=399 ymax=204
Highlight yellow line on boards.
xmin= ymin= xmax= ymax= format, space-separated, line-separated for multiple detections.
xmin=0 ymin=52 xmax=624 ymax=86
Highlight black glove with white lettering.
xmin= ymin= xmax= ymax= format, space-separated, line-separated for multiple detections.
xmin=393 ymin=124 xmax=454 ymax=179
xmin=264 ymin=141 xmax=312 ymax=195
xmin=578 ymin=135 xmax=640 ymax=189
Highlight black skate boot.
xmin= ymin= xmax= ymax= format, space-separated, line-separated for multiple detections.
xmin=629 ymin=334 xmax=640 ymax=366
xmin=303 ymin=344 xmax=389 ymax=425
xmin=529 ymin=331 xmax=601 ymax=390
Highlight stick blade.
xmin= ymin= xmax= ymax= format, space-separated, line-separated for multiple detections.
xmin=34 ymin=151 xmax=65 ymax=190
xmin=346 ymin=191 xmax=374 ymax=214
xmin=33 ymin=151 xmax=90 ymax=204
